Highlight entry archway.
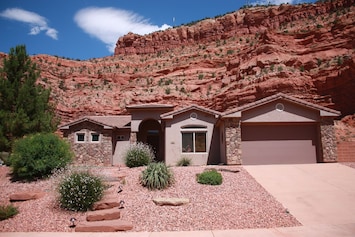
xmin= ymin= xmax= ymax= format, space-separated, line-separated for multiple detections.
xmin=137 ymin=119 xmax=164 ymax=162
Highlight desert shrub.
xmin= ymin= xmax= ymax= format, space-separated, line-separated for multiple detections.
xmin=58 ymin=171 xmax=104 ymax=211
xmin=10 ymin=133 xmax=73 ymax=180
xmin=124 ymin=142 xmax=154 ymax=168
xmin=0 ymin=204 xmax=19 ymax=220
xmin=197 ymin=169 xmax=223 ymax=185
xmin=176 ymin=156 xmax=192 ymax=166
xmin=140 ymin=162 xmax=174 ymax=190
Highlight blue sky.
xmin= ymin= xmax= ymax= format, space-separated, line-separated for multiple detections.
xmin=0 ymin=0 xmax=314 ymax=60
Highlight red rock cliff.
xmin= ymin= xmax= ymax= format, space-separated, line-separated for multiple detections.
xmin=1 ymin=0 xmax=354 ymax=124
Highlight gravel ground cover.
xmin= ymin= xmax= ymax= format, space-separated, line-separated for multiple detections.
xmin=0 ymin=165 xmax=301 ymax=232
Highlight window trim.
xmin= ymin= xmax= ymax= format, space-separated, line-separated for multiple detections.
xmin=75 ymin=133 xmax=86 ymax=143
xmin=181 ymin=125 xmax=207 ymax=153
xmin=90 ymin=132 xmax=101 ymax=143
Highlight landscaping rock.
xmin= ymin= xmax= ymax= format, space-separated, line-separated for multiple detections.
xmin=93 ymin=198 xmax=120 ymax=210
xmin=75 ymin=220 xmax=133 ymax=232
xmin=86 ymin=208 xmax=121 ymax=221
xmin=152 ymin=197 xmax=190 ymax=206
xmin=10 ymin=191 xmax=45 ymax=202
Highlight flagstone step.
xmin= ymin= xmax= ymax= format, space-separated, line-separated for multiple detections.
xmin=75 ymin=219 xmax=133 ymax=232
xmin=86 ymin=208 xmax=121 ymax=221
xmin=92 ymin=198 xmax=120 ymax=210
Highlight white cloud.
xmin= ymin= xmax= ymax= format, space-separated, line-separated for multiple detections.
xmin=74 ymin=7 xmax=171 ymax=53
xmin=0 ymin=8 xmax=58 ymax=40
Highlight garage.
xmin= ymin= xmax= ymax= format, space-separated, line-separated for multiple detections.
xmin=241 ymin=123 xmax=318 ymax=165
xmin=221 ymin=93 xmax=341 ymax=165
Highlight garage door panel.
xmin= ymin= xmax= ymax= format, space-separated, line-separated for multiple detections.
xmin=242 ymin=140 xmax=317 ymax=165
xmin=241 ymin=124 xmax=318 ymax=165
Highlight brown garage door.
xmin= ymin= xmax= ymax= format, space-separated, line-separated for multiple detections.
xmin=241 ymin=124 xmax=318 ymax=165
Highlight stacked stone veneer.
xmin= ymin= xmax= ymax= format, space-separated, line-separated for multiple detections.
xmin=62 ymin=122 xmax=113 ymax=166
xmin=224 ymin=118 xmax=242 ymax=165
xmin=320 ymin=118 xmax=338 ymax=162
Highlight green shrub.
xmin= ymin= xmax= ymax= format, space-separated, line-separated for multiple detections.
xmin=140 ymin=162 xmax=174 ymax=190
xmin=176 ymin=156 xmax=192 ymax=166
xmin=0 ymin=204 xmax=19 ymax=220
xmin=0 ymin=152 xmax=10 ymax=166
xmin=124 ymin=142 xmax=154 ymax=168
xmin=10 ymin=133 xmax=73 ymax=180
xmin=58 ymin=171 xmax=104 ymax=211
xmin=197 ymin=169 xmax=223 ymax=185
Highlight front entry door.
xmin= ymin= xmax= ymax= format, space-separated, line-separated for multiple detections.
xmin=138 ymin=120 xmax=164 ymax=162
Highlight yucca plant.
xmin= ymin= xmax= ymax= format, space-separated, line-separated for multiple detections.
xmin=140 ymin=162 xmax=174 ymax=190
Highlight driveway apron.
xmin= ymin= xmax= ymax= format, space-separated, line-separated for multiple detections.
xmin=244 ymin=163 xmax=355 ymax=225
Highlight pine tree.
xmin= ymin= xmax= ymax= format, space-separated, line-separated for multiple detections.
xmin=0 ymin=45 xmax=57 ymax=151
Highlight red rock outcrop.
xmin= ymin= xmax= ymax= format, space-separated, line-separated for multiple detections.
xmin=1 ymin=0 xmax=354 ymax=124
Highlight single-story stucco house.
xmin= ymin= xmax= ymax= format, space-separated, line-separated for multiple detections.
xmin=59 ymin=93 xmax=341 ymax=166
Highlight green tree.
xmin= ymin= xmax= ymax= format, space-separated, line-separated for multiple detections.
xmin=0 ymin=45 xmax=57 ymax=151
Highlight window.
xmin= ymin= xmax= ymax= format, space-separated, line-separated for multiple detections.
xmin=117 ymin=135 xmax=125 ymax=141
xmin=181 ymin=125 xmax=207 ymax=153
xmin=76 ymin=133 xmax=85 ymax=142
xmin=91 ymin=133 xmax=100 ymax=142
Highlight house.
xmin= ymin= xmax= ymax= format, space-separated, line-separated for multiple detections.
xmin=59 ymin=93 xmax=341 ymax=166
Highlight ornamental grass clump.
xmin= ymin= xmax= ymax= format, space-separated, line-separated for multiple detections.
xmin=197 ymin=169 xmax=223 ymax=185
xmin=124 ymin=142 xmax=154 ymax=168
xmin=0 ymin=204 xmax=19 ymax=220
xmin=58 ymin=171 xmax=104 ymax=211
xmin=140 ymin=162 xmax=174 ymax=190
xmin=176 ymin=156 xmax=192 ymax=166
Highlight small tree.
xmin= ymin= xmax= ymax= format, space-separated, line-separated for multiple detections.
xmin=0 ymin=45 xmax=58 ymax=151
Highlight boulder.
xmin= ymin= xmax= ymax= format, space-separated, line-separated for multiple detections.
xmin=10 ymin=192 xmax=45 ymax=202
xmin=152 ymin=197 xmax=190 ymax=206
xmin=75 ymin=220 xmax=133 ymax=232
xmin=86 ymin=208 xmax=121 ymax=222
xmin=92 ymin=198 xmax=120 ymax=210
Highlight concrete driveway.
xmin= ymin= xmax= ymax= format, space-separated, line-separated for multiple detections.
xmin=244 ymin=163 xmax=355 ymax=226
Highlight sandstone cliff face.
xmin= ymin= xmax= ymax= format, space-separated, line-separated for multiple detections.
xmin=2 ymin=0 xmax=354 ymax=124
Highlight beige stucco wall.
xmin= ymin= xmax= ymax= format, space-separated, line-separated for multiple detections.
xmin=112 ymin=130 xmax=131 ymax=165
xmin=130 ymin=110 xmax=164 ymax=132
xmin=164 ymin=110 xmax=218 ymax=166
xmin=242 ymin=100 xmax=319 ymax=123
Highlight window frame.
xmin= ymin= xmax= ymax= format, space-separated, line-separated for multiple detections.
xmin=181 ymin=125 xmax=207 ymax=153
xmin=75 ymin=133 xmax=86 ymax=143
xmin=90 ymin=132 xmax=101 ymax=143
